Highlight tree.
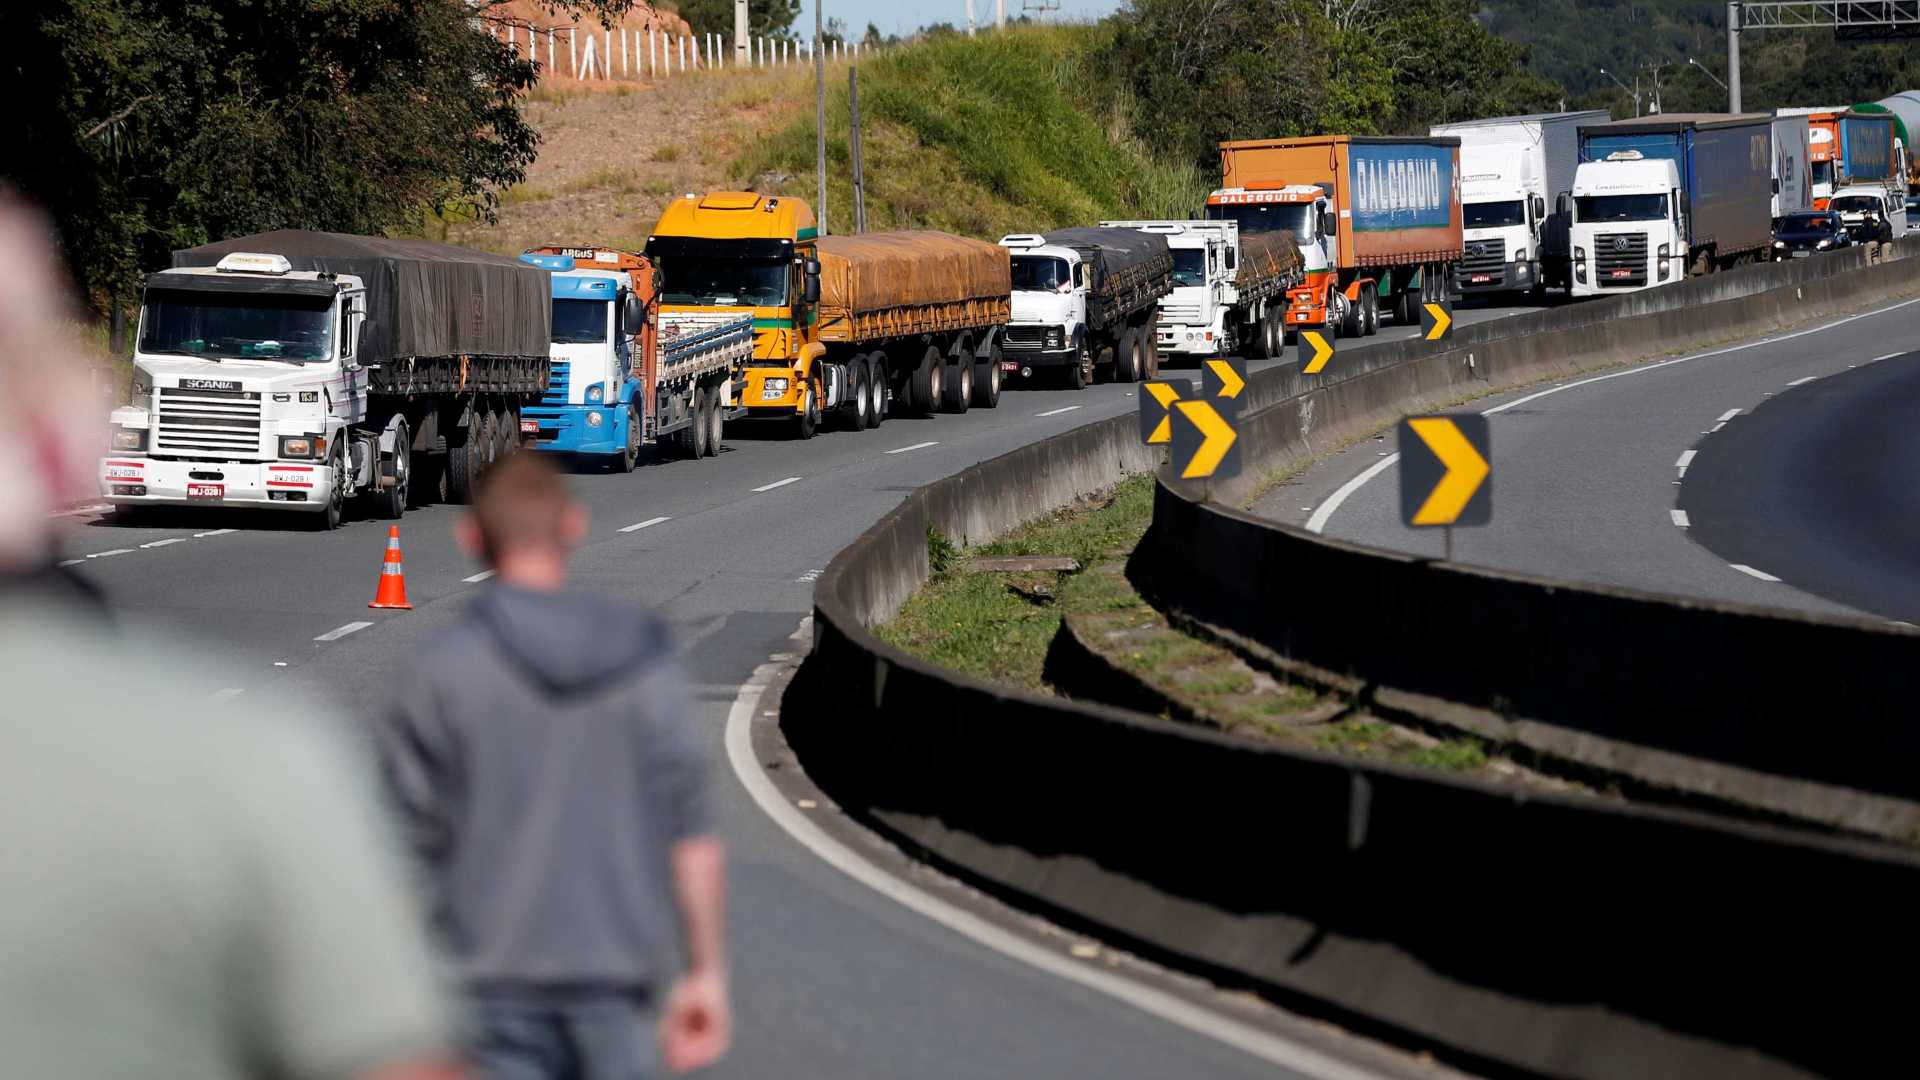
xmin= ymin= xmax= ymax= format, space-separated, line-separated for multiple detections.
xmin=4 ymin=1 xmax=633 ymax=313
xmin=669 ymin=0 xmax=803 ymax=39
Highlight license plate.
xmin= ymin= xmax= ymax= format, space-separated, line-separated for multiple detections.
xmin=1470 ymin=274 xmax=1491 ymax=283
xmin=1790 ymin=250 xmax=1812 ymax=258
xmin=187 ymin=483 xmax=224 ymax=501
xmin=104 ymin=466 xmax=142 ymax=481
xmin=1610 ymin=269 xmax=1631 ymax=278
xmin=520 ymin=418 xmax=539 ymax=433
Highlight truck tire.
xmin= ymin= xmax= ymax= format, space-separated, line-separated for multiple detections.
xmin=910 ymin=345 xmax=942 ymax=415
xmin=971 ymin=341 xmax=1002 ymax=409
xmin=704 ymin=389 xmax=724 ymax=457
xmin=865 ymin=354 xmax=887 ymax=428
xmin=1362 ymin=290 xmax=1379 ymax=336
xmin=691 ymin=388 xmax=711 ymax=457
xmin=941 ymin=354 xmax=972 ymax=413
xmin=313 ymin=445 xmax=346 ymax=531
xmin=373 ymin=422 xmax=410 ymax=519
xmin=843 ymin=355 xmax=870 ymax=431
xmin=1066 ymin=336 xmax=1089 ymax=390
xmin=1114 ymin=327 xmax=1142 ymax=383
xmin=793 ymin=378 xmax=820 ymax=439
xmin=448 ymin=412 xmax=488 ymax=504
xmin=1263 ymin=310 xmax=1282 ymax=359
xmin=619 ymin=401 xmax=641 ymax=473
xmin=1339 ymin=291 xmax=1363 ymax=337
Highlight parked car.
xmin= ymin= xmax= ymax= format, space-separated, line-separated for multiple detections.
xmin=1771 ymin=211 xmax=1854 ymax=257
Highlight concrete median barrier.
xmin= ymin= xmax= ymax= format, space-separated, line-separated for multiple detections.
xmin=791 ymin=235 xmax=1920 ymax=1076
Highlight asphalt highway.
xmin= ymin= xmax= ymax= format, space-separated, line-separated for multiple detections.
xmin=1259 ymin=293 xmax=1920 ymax=625
xmin=59 ymin=298 xmax=1538 ymax=1078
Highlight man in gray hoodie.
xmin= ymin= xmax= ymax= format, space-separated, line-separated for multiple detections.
xmin=377 ymin=454 xmax=729 ymax=1078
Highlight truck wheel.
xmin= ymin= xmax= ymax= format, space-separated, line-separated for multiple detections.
xmin=971 ymin=345 xmax=1001 ymax=409
xmin=313 ymin=446 xmax=346 ymax=531
xmin=1066 ymin=337 xmax=1089 ymax=390
xmin=793 ymin=378 xmax=820 ymax=439
xmin=1114 ymin=327 xmax=1141 ymax=383
xmin=1363 ymin=290 xmax=1379 ymax=336
xmin=707 ymin=389 xmax=725 ymax=455
xmin=1258 ymin=311 xmax=1278 ymax=359
xmin=448 ymin=412 xmax=489 ymax=504
xmin=1340 ymin=292 xmax=1363 ymax=337
xmin=866 ymin=355 xmax=887 ymax=427
xmin=941 ymin=354 xmax=972 ymax=413
xmin=619 ymin=402 xmax=641 ymax=473
xmin=692 ymin=388 xmax=712 ymax=457
xmin=843 ymin=356 xmax=870 ymax=430
xmin=373 ymin=423 xmax=410 ymax=520
xmin=909 ymin=345 xmax=941 ymax=415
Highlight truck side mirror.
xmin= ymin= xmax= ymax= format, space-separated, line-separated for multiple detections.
xmin=652 ymin=268 xmax=664 ymax=292
xmin=802 ymin=268 xmax=821 ymax=305
xmin=355 ymin=321 xmax=375 ymax=367
xmin=1532 ymin=194 xmax=1546 ymax=220
xmin=622 ymin=290 xmax=646 ymax=334
xmin=1320 ymin=211 xmax=1336 ymax=237
xmin=1556 ymin=192 xmax=1571 ymax=216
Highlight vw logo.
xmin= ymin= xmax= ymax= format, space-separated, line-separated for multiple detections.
xmin=1611 ymin=236 xmax=1631 ymax=252
xmin=1467 ymin=242 xmax=1487 ymax=257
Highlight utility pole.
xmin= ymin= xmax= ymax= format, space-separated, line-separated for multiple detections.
xmin=849 ymin=66 xmax=867 ymax=233
xmin=997 ymin=0 xmax=1005 ymax=29
xmin=735 ymin=0 xmax=748 ymax=65
xmin=1727 ymin=2 xmax=1743 ymax=113
xmin=815 ymin=0 xmax=827 ymax=235
xmin=967 ymin=0 xmax=975 ymax=36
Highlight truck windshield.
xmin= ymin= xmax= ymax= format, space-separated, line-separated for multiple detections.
xmin=1170 ymin=249 xmax=1206 ymax=287
xmin=139 ymin=289 xmax=332 ymax=363
xmin=659 ymin=256 xmax=788 ymax=307
xmin=551 ymin=298 xmax=609 ymax=344
xmin=1463 ymin=200 xmax=1526 ymax=228
xmin=1830 ymin=195 xmax=1881 ymax=216
xmin=1811 ymin=160 xmax=1834 ymax=186
xmin=1010 ymin=256 xmax=1070 ymax=292
xmin=1206 ymin=202 xmax=1313 ymax=238
xmin=1574 ymin=194 xmax=1668 ymax=222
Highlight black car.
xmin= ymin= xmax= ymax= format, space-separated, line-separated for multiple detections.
xmin=1771 ymin=212 xmax=1852 ymax=258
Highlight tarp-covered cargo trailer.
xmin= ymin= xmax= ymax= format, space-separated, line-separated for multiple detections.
xmin=1340 ymin=140 xmax=1464 ymax=267
xmin=1690 ymin=123 xmax=1777 ymax=258
xmin=815 ymin=232 xmax=1011 ymax=343
xmin=1840 ymin=114 xmax=1897 ymax=185
xmin=1041 ymin=226 xmax=1174 ymax=330
xmin=1235 ymin=231 xmax=1304 ymax=294
xmin=172 ymin=230 xmax=553 ymax=396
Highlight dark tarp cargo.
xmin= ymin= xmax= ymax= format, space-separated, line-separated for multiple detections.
xmin=171 ymin=231 xmax=551 ymax=366
xmin=1038 ymin=227 xmax=1174 ymax=330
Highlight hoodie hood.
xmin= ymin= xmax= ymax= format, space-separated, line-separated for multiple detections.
xmin=474 ymin=585 xmax=672 ymax=696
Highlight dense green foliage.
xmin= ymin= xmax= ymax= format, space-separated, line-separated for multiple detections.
xmin=667 ymin=0 xmax=801 ymax=39
xmin=4 ymin=0 xmax=626 ymax=310
xmin=1100 ymin=0 xmax=1563 ymax=170
xmin=729 ymin=25 xmax=1208 ymax=236
xmin=1482 ymin=1 xmax=1920 ymax=113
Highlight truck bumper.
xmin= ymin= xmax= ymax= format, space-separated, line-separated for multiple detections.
xmin=743 ymin=368 xmax=805 ymax=414
xmin=99 ymin=457 xmax=333 ymax=511
xmin=999 ymin=347 xmax=1075 ymax=372
xmin=524 ymin=403 xmax=627 ymax=456
xmin=1456 ymin=260 xmax=1536 ymax=293
xmin=1156 ymin=324 xmax=1222 ymax=357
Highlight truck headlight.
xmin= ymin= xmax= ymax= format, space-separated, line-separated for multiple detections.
xmin=278 ymin=435 xmax=321 ymax=458
xmin=1773 ymin=240 xmax=1786 ymax=248
xmin=1656 ymin=244 xmax=1671 ymax=281
xmin=586 ymin=383 xmax=605 ymax=404
xmin=1046 ymin=327 xmax=1063 ymax=349
xmin=110 ymin=426 xmax=146 ymax=451
xmin=586 ymin=411 xmax=604 ymax=428
xmin=1573 ymin=246 xmax=1586 ymax=282
xmin=763 ymin=377 xmax=789 ymax=392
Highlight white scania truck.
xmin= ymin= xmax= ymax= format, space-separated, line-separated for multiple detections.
xmin=999 ymin=228 xmax=1173 ymax=388
xmin=1431 ymin=111 xmax=1608 ymax=300
xmin=102 ymin=231 xmax=552 ymax=528
xmin=1096 ymin=220 xmax=1304 ymax=360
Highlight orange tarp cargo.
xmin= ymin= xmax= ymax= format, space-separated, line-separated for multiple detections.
xmin=816 ymin=232 xmax=1011 ymax=343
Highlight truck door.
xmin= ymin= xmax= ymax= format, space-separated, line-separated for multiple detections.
xmin=339 ymin=293 xmax=367 ymax=423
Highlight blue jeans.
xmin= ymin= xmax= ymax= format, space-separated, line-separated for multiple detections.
xmin=466 ymin=990 xmax=659 ymax=1080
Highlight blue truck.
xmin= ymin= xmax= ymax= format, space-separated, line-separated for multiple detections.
xmin=1568 ymin=113 xmax=1774 ymax=295
xmin=518 ymin=248 xmax=753 ymax=471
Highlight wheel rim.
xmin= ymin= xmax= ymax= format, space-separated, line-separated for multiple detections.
xmin=959 ymin=363 xmax=972 ymax=401
xmin=929 ymin=363 xmax=943 ymax=407
xmin=854 ymin=371 xmax=868 ymax=424
xmin=392 ymin=438 xmax=409 ymax=508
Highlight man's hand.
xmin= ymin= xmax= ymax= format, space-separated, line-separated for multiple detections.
xmin=658 ymin=969 xmax=731 ymax=1073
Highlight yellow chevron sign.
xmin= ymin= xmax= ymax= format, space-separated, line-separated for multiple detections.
xmin=1143 ymin=380 xmax=1184 ymax=444
xmin=1299 ymin=329 xmax=1335 ymax=374
xmin=1172 ymin=399 xmax=1239 ymax=480
xmin=1399 ymin=414 xmax=1490 ymax=526
xmin=1421 ymin=301 xmax=1453 ymax=342
xmin=1203 ymin=358 xmax=1245 ymax=399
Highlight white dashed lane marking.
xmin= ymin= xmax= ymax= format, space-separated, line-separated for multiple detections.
xmin=618 ymin=516 xmax=672 ymax=533
xmin=313 ymin=621 xmax=374 ymax=643
xmin=1786 ymin=376 xmax=1817 ymax=387
xmin=463 ymin=569 xmax=496 ymax=583
xmin=140 ymin=538 xmax=186 ymax=549
xmin=1731 ymin=564 xmax=1782 ymax=583
xmin=752 ymin=477 xmax=802 ymax=493
xmin=1670 ymin=509 xmax=1690 ymax=527
xmin=885 ymin=441 xmax=938 ymax=455
xmin=1036 ymin=405 xmax=1083 ymax=417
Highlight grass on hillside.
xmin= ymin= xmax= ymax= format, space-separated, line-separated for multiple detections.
xmin=730 ymin=25 xmax=1208 ymax=237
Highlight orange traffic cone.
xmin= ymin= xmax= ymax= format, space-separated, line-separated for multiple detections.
xmin=368 ymin=525 xmax=413 ymax=610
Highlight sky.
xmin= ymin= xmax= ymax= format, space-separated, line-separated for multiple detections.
xmin=802 ymin=0 xmax=1125 ymax=40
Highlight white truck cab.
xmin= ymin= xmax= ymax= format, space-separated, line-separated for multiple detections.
xmin=1100 ymin=222 xmax=1229 ymax=357
xmin=1568 ymin=154 xmax=1687 ymax=297
xmin=999 ymin=235 xmax=1088 ymax=372
xmin=104 ymin=252 xmax=374 ymax=522
xmin=1458 ymin=145 xmax=1544 ymax=296
xmin=1828 ymin=183 xmax=1907 ymax=243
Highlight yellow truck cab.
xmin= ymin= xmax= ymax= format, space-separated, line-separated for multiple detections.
xmin=646 ymin=192 xmax=1010 ymax=437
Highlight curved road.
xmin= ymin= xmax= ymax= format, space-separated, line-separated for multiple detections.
xmin=1260 ymin=293 xmax=1920 ymax=626
xmin=59 ymin=298 xmax=1541 ymax=1079
xmin=1680 ymin=352 xmax=1920 ymax=625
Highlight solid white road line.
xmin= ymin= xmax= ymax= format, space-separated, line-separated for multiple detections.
xmin=1872 ymin=352 xmax=1903 ymax=362
xmin=462 ymin=569 xmax=497 ymax=583
xmin=56 ymin=558 xmax=83 ymax=568
xmin=313 ymin=620 xmax=373 ymax=642
xmin=752 ymin=477 xmax=802 ymax=493
xmin=1307 ymin=454 xmax=1400 ymax=534
xmin=1670 ymin=509 xmax=1690 ymax=527
xmin=1716 ymin=409 xmax=1741 ymax=422
xmin=885 ymin=441 xmax=939 ymax=455
xmin=140 ymin=538 xmax=186 ymax=549
xmin=209 ymin=688 xmax=244 ymax=704
xmin=723 ymin=651 xmax=1378 ymax=1080
xmin=194 ymin=528 xmax=237 ymax=538
xmin=87 ymin=548 xmax=133 ymax=559
xmin=1674 ymin=450 xmax=1696 ymax=469
xmin=618 ymin=516 xmax=672 ymax=533
xmin=1731 ymin=564 xmax=1782 ymax=583
xmin=1036 ymin=405 xmax=1083 ymax=417
xmin=1786 ymin=376 xmax=1817 ymax=386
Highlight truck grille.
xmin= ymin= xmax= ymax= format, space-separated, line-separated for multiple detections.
xmin=1159 ymin=303 xmax=1203 ymax=323
xmin=1595 ymin=233 xmax=1648 ymax=287
xmin=1460 ymin=237 xmax=1507 ymax=285
xmin=542 ymin=360 xmax=571 ymax=405
xmin=155 ymin=386 xmax=263 ymax=457
xmin=1003 ymin=325 xmax=1052 ymax=352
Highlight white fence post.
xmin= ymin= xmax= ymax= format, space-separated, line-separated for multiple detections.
xmin=678 ymin=34 xmax=686 ymax=73
xmin=650 ymin=30 xmax=657 ymax=77
xmin=581 ymin=33 xmax=596 ymax=79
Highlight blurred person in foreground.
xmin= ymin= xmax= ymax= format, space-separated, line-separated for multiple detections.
xmin=375 ymin=453 xmax=730 ymax=1079
xmin=0 ymin=196 xmax=460 ymax=1078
